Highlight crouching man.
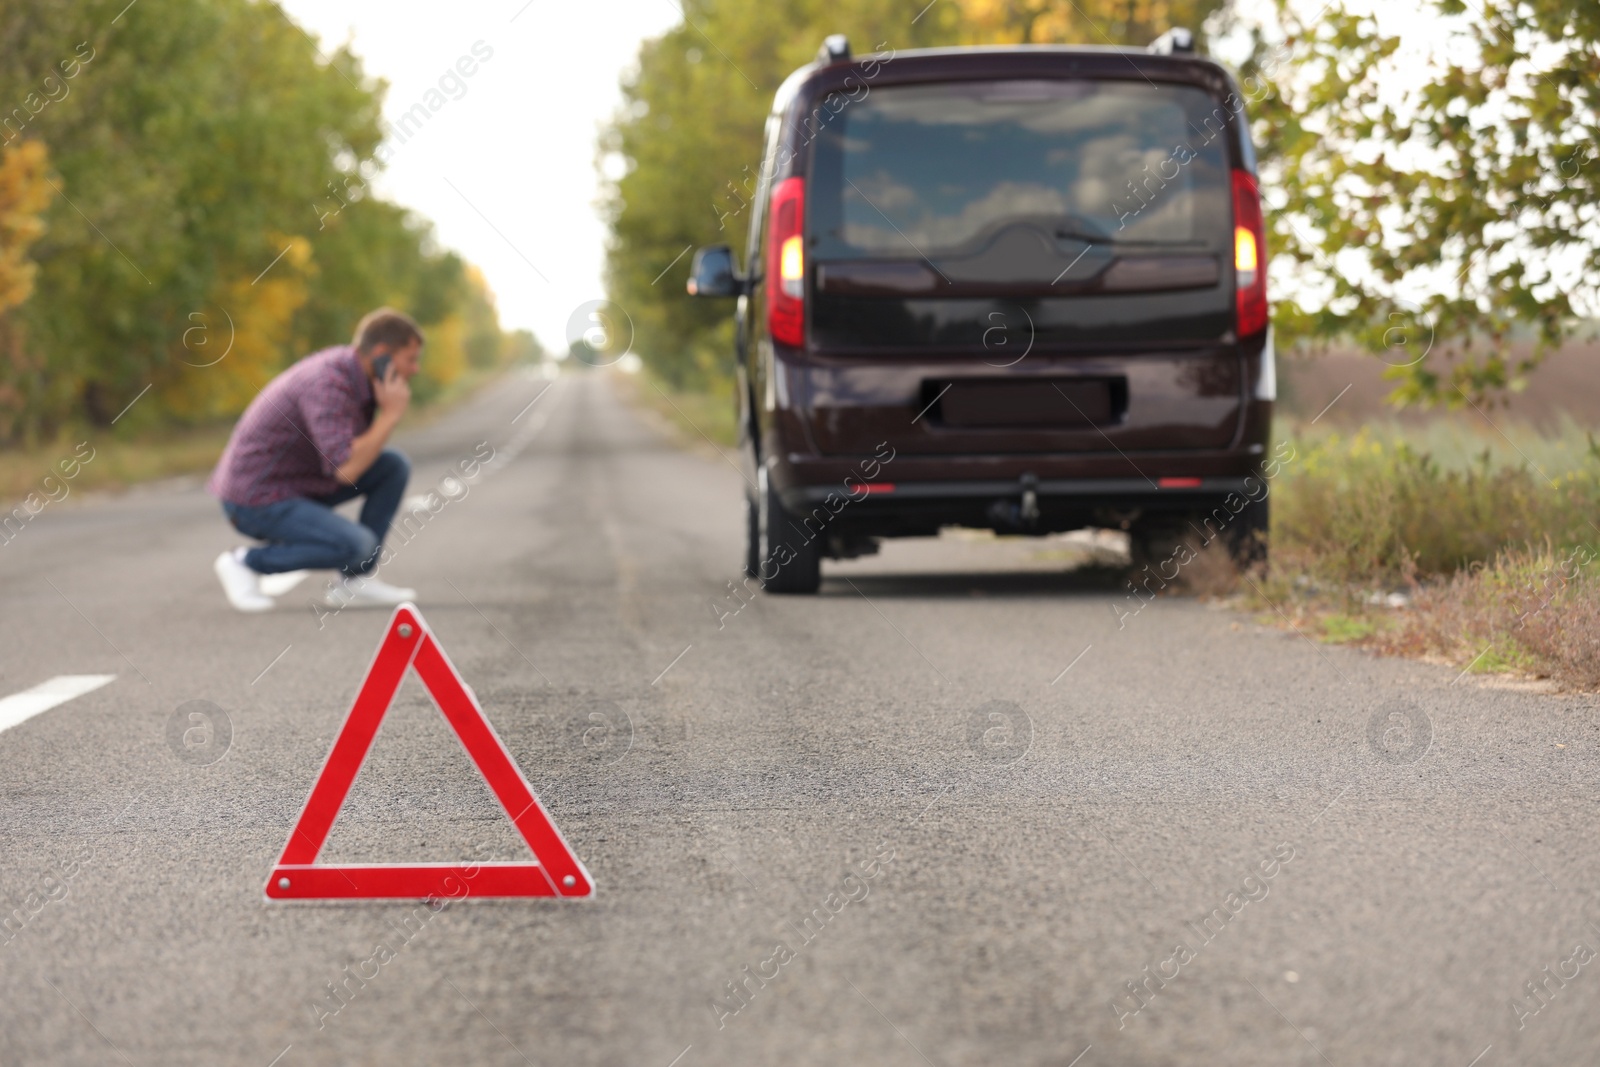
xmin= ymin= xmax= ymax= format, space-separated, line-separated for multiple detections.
xmin=208 ymin=308 xmax=422 ymax=613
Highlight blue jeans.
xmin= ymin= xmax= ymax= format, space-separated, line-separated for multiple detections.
xmin=223 ymin=450 xmax=410 ymax=577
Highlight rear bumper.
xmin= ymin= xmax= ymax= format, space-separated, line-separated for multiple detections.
xmin=777 ymin=472 xmax=1262 ymax=538
xmin=781 ymin=475 xmax=1253 ymax=509
xmin=773 ymin=446 xmax=1265 ymax=497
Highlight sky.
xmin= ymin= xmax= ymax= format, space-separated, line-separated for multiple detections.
xmin=276 ymin=0 xmax=681 ymax=353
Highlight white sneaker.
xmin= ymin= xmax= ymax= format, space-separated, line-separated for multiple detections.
xmin=322 ymin=574 xmax=417 ymax=609
xmin=214 ymin=549 xmax=273 ymax=613
xmin=258 ymin=569 xmax=310 ymax=597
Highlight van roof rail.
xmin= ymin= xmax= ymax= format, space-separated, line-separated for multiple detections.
xmin=818 ymin=34 xmax=851 ymax=65
xmin=1148 ymin=28 xmax=1195 ymax=55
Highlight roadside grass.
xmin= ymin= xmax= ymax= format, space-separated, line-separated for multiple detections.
xmin=1349 ymin=543 xmax=1600 ymax=688
xmin=1239 ymin=419 xmax=1600 ymax=689
xmin=1318 ymin=613 xmax=1381 ymax=644
xmin=0 ymin=425 xmax=234 ymax=502
xmin=0 ymin=361 xmax=528 ymax=505
xmin=1268 ymin=420 xmax=1600 ymax=587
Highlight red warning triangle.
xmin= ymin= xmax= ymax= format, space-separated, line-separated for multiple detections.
xmin=264 ymin=604 xmax=593 ymax=900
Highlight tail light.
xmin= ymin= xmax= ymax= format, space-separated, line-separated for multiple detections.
xmin=1231 ymin=169 xmax=1268 ymax=338
xmin=767 ymin=176 xmax=806 ymax=347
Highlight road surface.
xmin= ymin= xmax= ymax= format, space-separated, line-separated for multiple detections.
xmin=2 ymin=369 xmax=1596 ymax=1066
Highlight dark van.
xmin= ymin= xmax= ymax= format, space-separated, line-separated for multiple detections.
xmin=689 ymin=31 xmax=1273 ymax=593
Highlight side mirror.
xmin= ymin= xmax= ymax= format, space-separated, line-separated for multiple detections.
xmin=687 ymin=245 xmax=741 ymax=297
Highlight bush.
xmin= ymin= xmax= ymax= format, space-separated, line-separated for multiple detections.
xmin=1272 ymin=427 xmax=1600 ymax=588
xmin=1253 ymin=424 xmax=1600 ymax=687
xmin=1370 ymin=545 xmax=1600 ymax=690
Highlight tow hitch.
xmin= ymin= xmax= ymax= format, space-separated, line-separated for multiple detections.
xmin=986 ymin=472 xmax=1042 ymax=533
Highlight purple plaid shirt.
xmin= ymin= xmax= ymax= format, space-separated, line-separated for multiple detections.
xmin=207 ymin=345 xmax=375 ymax=507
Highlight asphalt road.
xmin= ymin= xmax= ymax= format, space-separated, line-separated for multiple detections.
xmin=2 ymin=368 xmax=1598 ymax=1066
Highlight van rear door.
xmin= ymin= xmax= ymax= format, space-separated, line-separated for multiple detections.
xmin=803 ymin=76 xmax=1243 ymax=456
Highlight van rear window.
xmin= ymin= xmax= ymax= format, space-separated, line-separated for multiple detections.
xmin=809 ymin=79 xmax=1233 ymax=261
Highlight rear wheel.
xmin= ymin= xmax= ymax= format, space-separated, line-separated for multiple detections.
xmin=757 ymin=472 xmax=821 ymax=594
xmin=1225 ymin=494 xmax=1269 ymax=570
xmin=743 ymin=494 xmax=760 ymax=579
xmin=1128 ymin=498 xmax=1269 ymax=574
xmin=1128 ymin=518 xmax=1189 ymax=573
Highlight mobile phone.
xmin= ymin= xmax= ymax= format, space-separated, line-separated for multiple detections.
xmin=372 ymin=353 xmax=392 ymax=382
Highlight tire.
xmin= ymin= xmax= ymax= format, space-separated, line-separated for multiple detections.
xmin=1128 ymin=497 xmax=1269 ymax=574
xmin=744 ymin=494 xmax=760 ymax=579
xmin=1127 ymin=520 xmax=1188 ymax=573
xmin=756 ymin=472 xmax=822 ymax=594
xmin=1225 ymin=493 xmax=1269 ymax=570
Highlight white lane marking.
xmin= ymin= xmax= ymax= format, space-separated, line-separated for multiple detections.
xmin=258 ymin=570 xmax=309 ymax=597
xmin=482 ymin=377 xmax=566 ymax=473
xmin=511 ymin=381 xmax=553 ymax=423
xmin=0 ymin=675 xmax=116 ymax=734
xmin=390 ymin=380 xmax=565 ymax=516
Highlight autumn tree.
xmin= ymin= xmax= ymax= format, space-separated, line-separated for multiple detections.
xmin=0 ymin=0 xmax=510 ymax=441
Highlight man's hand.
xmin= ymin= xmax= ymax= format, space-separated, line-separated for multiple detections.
xmin=373 ymin=362 xmax=411 ymax=420
xmin=336 ymin=368 xmax=408 ymax=485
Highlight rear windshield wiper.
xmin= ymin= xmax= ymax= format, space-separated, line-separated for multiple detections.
xmin=1052 ymin=222 xmax=1119 ymax=244
xmin=1052 ymin=220 xmax=1206 ymax=249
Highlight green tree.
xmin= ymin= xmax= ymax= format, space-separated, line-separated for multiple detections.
xmin=600 ymin=0 xmax=1223 ymax=391
xmin=501 ymin=328 xmax=545 ymax=365
xmin=0 ymin=0 xmax=513 ymax=440
xmin=1249 ymin=0 xmax=1600 ymax=405
xmin=12 ymin=0 xmax=385 ymax=430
